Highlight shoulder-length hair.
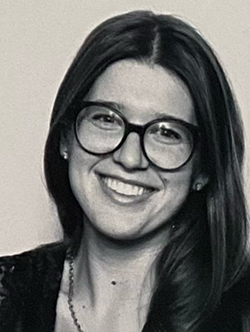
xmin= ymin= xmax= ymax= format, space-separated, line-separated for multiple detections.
xmin=44 ymin=10 xmax=249 ymax=331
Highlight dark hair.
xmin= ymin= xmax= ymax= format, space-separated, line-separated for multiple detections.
xmin=44 ymin=11 xmax=249 ymax=331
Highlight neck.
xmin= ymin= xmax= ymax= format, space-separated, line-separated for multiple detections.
xmin=71 ymin=222 xmax=169 ymax=318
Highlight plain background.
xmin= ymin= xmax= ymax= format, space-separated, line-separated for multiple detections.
xmin=0 ymin=0 xmax=249 ymax=255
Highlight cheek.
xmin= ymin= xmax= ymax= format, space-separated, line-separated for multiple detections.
xmin=160 ymin=164 xmax=194 ymax=191
xmin=163 ymin=151 xmax=201 ymax=196
xmin=156 ymin=167 xmax=194 ymax=212
xmin=69 ymin=140 xmax=100 ymax=173
xmin=68 ymin=146 xmax=99 ymax=200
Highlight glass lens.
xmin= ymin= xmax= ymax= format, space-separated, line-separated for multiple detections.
xmin=144 ymin=121 xmax=194 ymax=169
xmin=75 ymin=105 xmax=125 ymax=154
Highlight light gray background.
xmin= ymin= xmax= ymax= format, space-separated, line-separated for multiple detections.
xmin=0 ymin=0 xmax=249 ymax=255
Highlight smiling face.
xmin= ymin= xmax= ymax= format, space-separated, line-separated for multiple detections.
xmin=62 ymin=60 xmax=203 ymax=241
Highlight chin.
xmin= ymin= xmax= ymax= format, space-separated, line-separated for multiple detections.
xmin=85 ymin=214 xmax=170 ymax=246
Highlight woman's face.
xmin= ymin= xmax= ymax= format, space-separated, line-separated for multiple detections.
xmin=63 ymin=60 xmax=202 ymax=241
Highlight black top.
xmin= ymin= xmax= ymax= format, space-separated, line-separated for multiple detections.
xmin=0 ymin=242 xmax=66 ymax=332
xmin=0 ymin=242 xmax=249 ymax=332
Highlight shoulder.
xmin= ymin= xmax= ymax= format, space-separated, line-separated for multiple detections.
xmin=0 ymin=241 xmax=67 ymax=280
xmin=0 ymin=240 xmax=67 ymax=290
xmin=209 ymin=264 xmax=250 ymax=332
xmin=228 ymin=265 xmax=250 ymax=330
xmin=0 ymin=242 xmax=67 ymax=331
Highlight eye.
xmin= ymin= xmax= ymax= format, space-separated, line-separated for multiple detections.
xmin=147 ymin=122 xmax=191 ymax=145
xmin=86 ymin=108 xmax=123 ymax=131
xmin=92 ymin=113 xmax=117 ymax=124
xmin=159 ymin=127 xmax=181 ymax=140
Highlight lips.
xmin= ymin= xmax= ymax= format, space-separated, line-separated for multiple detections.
xmin=98 ymin=173 xmax=158 ymax=204
xmin=103 ymin=177 xmax=152 ymax=196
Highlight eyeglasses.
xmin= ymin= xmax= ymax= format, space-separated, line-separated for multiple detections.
xmin=74 ymin=102 xmax=199 ymax=171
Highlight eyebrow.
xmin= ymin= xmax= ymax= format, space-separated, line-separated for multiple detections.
xmin=90 ymin=99 xmax=124 ymax=111
xmin=88 ymin=99 xmax=195 ymax=126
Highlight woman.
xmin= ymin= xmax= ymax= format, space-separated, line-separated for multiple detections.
xmin=0 ymin=10 xmax=249 ymax=332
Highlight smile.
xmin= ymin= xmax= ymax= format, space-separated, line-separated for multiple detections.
xmin=103 ymin=177 xmax=151 ymax=196
xmin=98 ymin=174 xmax=156 ymax=205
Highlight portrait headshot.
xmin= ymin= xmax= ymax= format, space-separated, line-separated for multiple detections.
xmin=0 ymin=1 xmax=249 ymax=331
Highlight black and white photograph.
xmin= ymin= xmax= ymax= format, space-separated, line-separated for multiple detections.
xmin=0 ymin=1 xmax=249 ymax=331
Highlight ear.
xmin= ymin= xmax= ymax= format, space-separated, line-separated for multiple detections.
xmin=59 ymin=133 xmax=71 ymax=160
xmin=192 ymin=172 xmax=209 ymax=191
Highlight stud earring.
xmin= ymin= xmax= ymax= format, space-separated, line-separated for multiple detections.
xmin=62 ymin=151 xmax=68 ymax=160
xmin=195 ymin=182 xmax=203 ymax=191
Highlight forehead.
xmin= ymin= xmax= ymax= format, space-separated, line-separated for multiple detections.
xmin=86 ymin=60 xmax=196 ymax=125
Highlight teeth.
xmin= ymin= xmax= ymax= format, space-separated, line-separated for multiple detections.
xmin=103 ymin=177 xmax=149 ymax=196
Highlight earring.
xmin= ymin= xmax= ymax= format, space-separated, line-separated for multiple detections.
xmin=62 ymin=151 xmax=68 ymax=160
xmin=195 ymin=182 xmax=203 ymax=191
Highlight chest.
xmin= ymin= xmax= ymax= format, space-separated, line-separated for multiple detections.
xmin=55 ymin=288 xmax=146 ymax=332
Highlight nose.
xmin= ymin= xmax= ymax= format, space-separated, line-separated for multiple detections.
xmin=112 ymin=132 xmax=149 ymax=170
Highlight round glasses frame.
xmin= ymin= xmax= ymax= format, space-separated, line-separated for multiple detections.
xmin=74 ymin=101 xmax=200 ymax=171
